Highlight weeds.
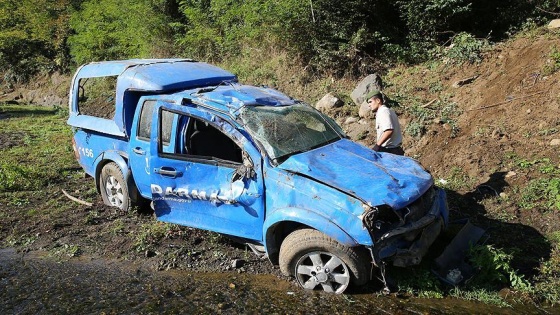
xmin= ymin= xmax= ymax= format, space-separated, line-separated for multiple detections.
xmin=468 ymin=244 xmax=532 ymax=292
xmin=439 ymin=32 xmax=490 ymax=64
xmin=438 ymin=167 xmax=476 ymax=191
xmin=450 ymin=288 xmax=511 ymax=308
xmin=51 ymin=243 xmax=81 ymax=259
xmin=393 ymin=268 xmax=444 ymax=299
xmin=519 ymin=178 xmax=560 ymax=211
xmin=4 ymin=234 xmax=37 ymax=247
xmin=133 ymin=221 xmax=172 ymax=252
xmin=543 ymin=46 xmax=560 ymax=75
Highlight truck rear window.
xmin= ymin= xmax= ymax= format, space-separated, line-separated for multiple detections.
xmin=77 ymin=76 xmax=117 ymax=119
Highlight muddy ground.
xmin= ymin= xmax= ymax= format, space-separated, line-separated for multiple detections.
xmin=1 ymin=31 xmax=560 ymax=313
xmin=0 ymin=247 xmax=550 ymax=314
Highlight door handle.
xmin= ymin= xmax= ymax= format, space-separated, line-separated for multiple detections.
xmin=154 ymin=167 xmax=182 ymax=178
xmin=133 ymin=147 xmax=145 ymax=155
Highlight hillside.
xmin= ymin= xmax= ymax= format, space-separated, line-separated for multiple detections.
xmin=335 ymin=31 xmax=558 ymax=216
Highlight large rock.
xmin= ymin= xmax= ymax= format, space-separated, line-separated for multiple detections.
xmin=315 ymin=92 xmax=343 ymax=111
xmin=351 ymin=74 xmax=384 ymax=105
xmin=548 ymin=19 xmax=560 ymax=29
xmin=351 ymin=74 xmax=383 ymax=118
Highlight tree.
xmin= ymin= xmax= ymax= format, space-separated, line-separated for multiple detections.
xmin=68 ymin=0 xmax=177 ymax=65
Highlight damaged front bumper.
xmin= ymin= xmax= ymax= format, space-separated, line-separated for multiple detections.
xmin=365 ymin=187 xmax=449 ymax=268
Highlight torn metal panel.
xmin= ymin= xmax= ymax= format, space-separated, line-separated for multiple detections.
xmin=432 ymin=220 xmax=487 ymax=286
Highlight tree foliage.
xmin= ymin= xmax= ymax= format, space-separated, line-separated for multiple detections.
xmin=0 ymin=0 xmax=559 ymax=83
xmin=68 ymin=0 xmax=178 ymax=65
xmin=0 ymin=0 xmax=75 ymax=83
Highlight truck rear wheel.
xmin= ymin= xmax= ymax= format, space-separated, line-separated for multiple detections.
xmin=279 ymin=228 xmax=369 ymax=294
xmin=100 ymin=162 xmax=133 ymax=211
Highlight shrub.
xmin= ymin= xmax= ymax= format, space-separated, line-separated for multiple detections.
xmin=440 ymin=32 xmax=490 ymax=64
xmin=468 ymin=244 xmax=532 ymax=292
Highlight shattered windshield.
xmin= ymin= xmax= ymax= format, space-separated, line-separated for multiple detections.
xmin=239 ymin=103 xmax=345 ymax=163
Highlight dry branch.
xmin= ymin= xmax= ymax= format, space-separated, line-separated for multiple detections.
xmin=62 ymin=189 xmax=93 ymax=207
xmin=467 ymin=91 xmax=546 ymax=111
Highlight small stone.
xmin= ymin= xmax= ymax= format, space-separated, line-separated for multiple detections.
xmin=345 ymin=117 xmax=358 ymax=124
xmin=229 ymin=283 xmax=236 ymax=289
xmin=231 ymin=259 xmax=245 ymax=269
xmin=499 ymin=192 xmax=508 ymax=199
xmin=505 ymin=171 xmax=517 ymax=178
xmin=526 ymin=109 xmax=531 ymax=114
xmin=550 ymin=139 xmax=560 ymax=146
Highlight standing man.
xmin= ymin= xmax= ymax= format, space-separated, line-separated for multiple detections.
xmin=366 ymin=90 xmax=404 ymax=155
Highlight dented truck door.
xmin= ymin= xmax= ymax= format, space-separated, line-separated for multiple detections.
xmin=148 ymin=101 xmax=265 ymax=241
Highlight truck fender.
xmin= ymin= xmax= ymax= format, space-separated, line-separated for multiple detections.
xmin=93 ymin=151 xmax=131 ymax=193
xmin=263 ymin=207 xmax=359 ymax=263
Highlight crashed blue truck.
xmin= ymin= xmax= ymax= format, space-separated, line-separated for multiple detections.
xmin=67 ymin=59 xmax=450 ymax=294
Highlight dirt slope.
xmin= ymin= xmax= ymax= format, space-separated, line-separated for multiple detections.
xmin=405 ymin=35 xmax=560 ymax=182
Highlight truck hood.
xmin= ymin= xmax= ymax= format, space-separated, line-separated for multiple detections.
xmin=277 ymin=139 xmax=433 ymax=210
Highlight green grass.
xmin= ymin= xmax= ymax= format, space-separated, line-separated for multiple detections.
xmin=385 ymin=65 xmax=461 ymax=139
xmin=543 ymin=46 xmax=560 ymax=75
xmin=449 ymin=288 xmax=511 ymax=308
xmin=0 ymin=105 xmax=75 ymax=193
xmin=504 ymin=153 xmax=560 ymax=212
xmin=133 ymin=221 xmax=177 ymax=252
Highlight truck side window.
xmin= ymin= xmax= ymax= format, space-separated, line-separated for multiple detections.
xmin=175 ymin=115 xmax=242 ymax=164
xmin=77 ymin=76 xmax=117 ymax=119
xmin=138 ymin=100 xmax=174 ymax=145
xmin=187 ymin=118 xmax=243 ymax=163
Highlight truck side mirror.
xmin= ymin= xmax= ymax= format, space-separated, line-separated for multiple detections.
xmin=231 ymin=152 xmax=255 ymax=183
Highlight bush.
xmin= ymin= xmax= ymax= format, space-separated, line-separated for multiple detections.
xmin=441 ymin=32 xmax=490 ymax=64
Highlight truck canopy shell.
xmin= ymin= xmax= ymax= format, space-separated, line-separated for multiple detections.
xmin=68 ymin=59 xmax=237 ymax=137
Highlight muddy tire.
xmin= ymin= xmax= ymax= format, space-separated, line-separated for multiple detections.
xmin=279 ymin=228 xmax=369 ymax=294
xmin=100 ymin=162 xmax=133 ymax=211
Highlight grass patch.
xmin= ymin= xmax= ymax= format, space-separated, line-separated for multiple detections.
xmin=437 ymin=167 xmax=476 ymax=191
xmin=0 ymin=105 xmax=75 ymax=192
xmin=133 ymin=221 xmax=178 ymax=252
xmin=449 ymin=288 xmax=511 ymax=308
xmin=543 ymin=46 xmax=560 ymax=75
xmin=519 ymin=178 xmax=560 ymax=211
xmin=385 ymin=65 xmax=461 ymax=139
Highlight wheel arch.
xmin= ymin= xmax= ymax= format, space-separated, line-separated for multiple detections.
xmin=263 ymin=207 xmax=359 ymax=265
xmin=93 ymin=151 xmax=141 ymax=204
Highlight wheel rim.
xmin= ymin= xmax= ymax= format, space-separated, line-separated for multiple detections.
xmin=294 ymin=251 xmax=350 ymax=294
xmin=105 ymin=175 xmax=124 ymax=208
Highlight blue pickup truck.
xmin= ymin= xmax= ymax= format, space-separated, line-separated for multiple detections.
xmin=67 ymin=59 xmax=449 ymax=293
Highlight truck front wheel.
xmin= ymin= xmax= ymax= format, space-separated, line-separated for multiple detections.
xmin=100 ymin=162 xmax=132 ymax=211
xmin=279 ymin=228 xmax=369 ymax=294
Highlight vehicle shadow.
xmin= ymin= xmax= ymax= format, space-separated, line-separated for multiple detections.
xmin=0 ymin=106 xmax=61 ymax=119
xmin=446 ymin=171 xmax=551 ymax=277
